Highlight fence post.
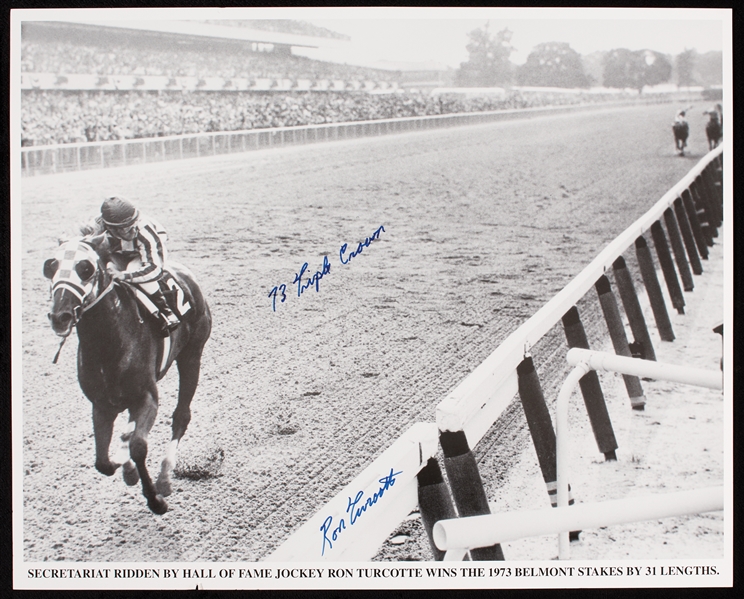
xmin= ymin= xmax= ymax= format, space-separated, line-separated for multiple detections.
xmin=562 ymin=306 xmax=619 ymax=460
xmin=517 ymin=356 xmax=580 ymax=541
xmin=612 ymin=256 xmax=657 ymax=361
xmin=695 ymin=175 xmax=721 ymax=229
xmin=439 ymin=430 xmax=505 ymax=561
xmin=650 ymin=221 xmax=685 ymax=315
xmin=697 ymin=173 xmax=722 ymax=228
xmin=635 ymin=236 xmax=675 ymax=342
xmin=681 ymin=189 xmax=709 ymax=259
xmin=595 ymin=276 xmax=646 ymax=410
xmin=673 ymin=197 xmax=703 ymax=275
xmin=663 ymin=208 xmax=694 ymax=291
xmin=418 ymin=457 xmax=457 ymax=561
xmin=689 ymin=181 xmax=714 ymax=247
xmin=708 ymin=160 xmax=723 ymax=209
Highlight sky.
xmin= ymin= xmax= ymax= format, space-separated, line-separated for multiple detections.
xmin=292 ymin=8 xmax=727 ymax=69
xmin=13 ymin=7 xmax=728 ymax=70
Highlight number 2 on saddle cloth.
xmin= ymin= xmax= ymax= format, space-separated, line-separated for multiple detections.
xmin=128 ymin=272 xmax=192 ymax=326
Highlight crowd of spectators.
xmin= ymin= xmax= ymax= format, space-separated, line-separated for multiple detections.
xmin=20 ymin=88 xmax=607 ymax=146
xmin=21 ymin=39 xmax=396 ymax=84
xmin=20 ymin=29 xmax=641 ymax=148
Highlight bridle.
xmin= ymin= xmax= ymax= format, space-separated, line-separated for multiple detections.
xmin=48 ymin=241 xmax=117 ymax=363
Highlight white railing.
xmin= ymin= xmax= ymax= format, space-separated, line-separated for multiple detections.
xmin=265 ymin=145 xmax=721 ymax=562
xmin=434 ymin=487 xmax=724 ymax=561
xmin=20 ymin=99 xmax=662 ymax=177
xmin=435 ymin=145 xmax=723 ymax=449
xmin=433 ymin=349 xmax=723 ymax=561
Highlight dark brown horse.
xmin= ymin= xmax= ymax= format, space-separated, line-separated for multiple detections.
xmin=704 ymin=111 xmax=722 ymax=150
xmin=672 ymin=120 xmax=689 ymax=156
xmin=44 ymin=234 xmax=212 ymax=514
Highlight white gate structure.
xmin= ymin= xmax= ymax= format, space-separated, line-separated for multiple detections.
xmin=267 ymin=144 xmax=723 ymax=562
xmin=433 ymin=348 xmax=723 ymax=561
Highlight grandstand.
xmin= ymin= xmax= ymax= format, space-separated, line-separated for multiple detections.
xmin=21 ymin=20 xmax=400 ymax=89
xmin=18 ymin=19 xmax=651 ymax=148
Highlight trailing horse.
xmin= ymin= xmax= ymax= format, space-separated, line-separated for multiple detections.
xmin=44 ymin=233 xmax=212 ymax=514
xmin=672 ymin=120 xmax=689 ymax=156
xmin=704 ymin=111 xmax=722 ymax=150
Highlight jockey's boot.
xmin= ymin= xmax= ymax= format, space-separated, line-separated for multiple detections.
xmin=150 ymin=290 xmax=180 ymax=336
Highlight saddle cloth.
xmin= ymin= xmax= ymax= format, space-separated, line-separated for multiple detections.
xmin=130 ymin=270 xmax=192 ymax=320
xmin=127 ymin=270 xmax=191 ymax=379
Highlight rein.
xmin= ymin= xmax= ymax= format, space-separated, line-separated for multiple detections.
xmin=51 ymin=274 xmax=117 ymax=364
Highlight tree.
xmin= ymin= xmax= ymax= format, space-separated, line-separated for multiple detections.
xmin=517 ymin=41 xmax=589 ymax=88
xmin=642 ymin=50 xmax=672 ymax=88
xmin=675 ymin=48 xmax=698 ymax=88
xmin=602 ymin=48 xmax=672 ymax=92
xmin=456 ymin=23 xmax=515 ymax=87
xmin=695 ymin=51 xmax=722 ymax=87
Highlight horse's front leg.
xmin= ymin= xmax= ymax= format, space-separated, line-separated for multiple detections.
xmin=92 ymin=403 xmax=121 ymax=476
xmin=129 ymin=390 xmax=167 ymax=515
xmin=111 ymin=419 xmax=140 ymax=486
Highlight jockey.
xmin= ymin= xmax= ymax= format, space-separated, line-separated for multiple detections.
xmin=674 ymin=109 xmax=688 ymax=124
xmin=99 ymin=197 xmax=180 ymax=335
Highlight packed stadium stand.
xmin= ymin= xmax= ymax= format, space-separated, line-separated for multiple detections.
xmin=19 ymin=20 xmax=632 ymax=147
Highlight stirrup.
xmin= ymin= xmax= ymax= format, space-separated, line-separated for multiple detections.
xmin=159 ymin=313 xmax=180 ymax=336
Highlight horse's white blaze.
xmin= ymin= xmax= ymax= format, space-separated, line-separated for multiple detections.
xmin=51 ymin=239 xmax=99 ymax=299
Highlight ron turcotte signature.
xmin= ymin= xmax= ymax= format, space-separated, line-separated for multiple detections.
xmin=320 ymin=467 xmax=402 ymax=556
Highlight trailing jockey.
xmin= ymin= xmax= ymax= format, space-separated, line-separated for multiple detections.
xmin=99 ymin=197 xmax=180 ymax=336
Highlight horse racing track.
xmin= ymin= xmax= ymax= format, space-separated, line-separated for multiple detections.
xmin=20 ymin=103 xmax=716 ymax=562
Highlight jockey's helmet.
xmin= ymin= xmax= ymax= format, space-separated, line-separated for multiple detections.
xmin=101 ymin=197 xmax=139 ymax=227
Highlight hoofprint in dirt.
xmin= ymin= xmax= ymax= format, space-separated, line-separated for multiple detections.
xmin=19 ymin=103 xmax=721 ymax=562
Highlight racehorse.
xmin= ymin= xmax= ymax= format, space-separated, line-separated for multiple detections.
xmin=672 ymin=120 xmax=689 ymax=156
xmin=44 ymin=232 xmax=212 ymax=514
xmin=704 ymin=110 xmax=722 ymax=150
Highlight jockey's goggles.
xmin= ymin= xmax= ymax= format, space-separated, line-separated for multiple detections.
xmin=101 ymin=207 xmax=139 ymax=229
xmin=107 ymin=223 xmax=138 ymax=239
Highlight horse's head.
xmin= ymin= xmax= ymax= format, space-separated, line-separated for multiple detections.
xmin=43 ymin=237 xmax=109 ymax=337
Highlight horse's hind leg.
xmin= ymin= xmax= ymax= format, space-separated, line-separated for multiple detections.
xmin=157 ymin=347 xmax=203 ymax=497
xmin=130 ymin=389 xmax=167 ymax=515
xmin=92 ymin=404 xmax=121 ymax=476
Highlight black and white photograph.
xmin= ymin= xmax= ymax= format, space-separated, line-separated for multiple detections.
xmin=11 ymin=6 xmax=732 ymax=591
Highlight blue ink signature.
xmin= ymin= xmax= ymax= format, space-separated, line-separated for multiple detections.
xmin=339 ymin=225 xmax=386 ymax=265
xmin=269 ymin=225 xmax=385 ymax=312
xmin=294 ymin=256 xmax=332 ymax=297
xmin=319 ymin=467 xmax=402 ymax=556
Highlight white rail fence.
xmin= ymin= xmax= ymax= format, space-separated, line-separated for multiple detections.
xmin=21 ymin=99 xmax=665 ymax=177
xmin=432 ymin=145 xmax=723 ymax=560
xmin=434 ymin=349 xmax=723 ymax=561
xmin=436 ymin=145 xmax=722 ymax=445
xmin=434 ymin=486 xmax=724 ymax=562
xmin=266 ymin=145 xmax=722 ymax=562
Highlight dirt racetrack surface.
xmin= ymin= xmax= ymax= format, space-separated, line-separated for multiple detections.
xmin=20 ymin=103 xmax=720 ymax=562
